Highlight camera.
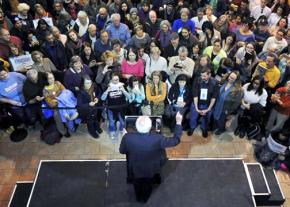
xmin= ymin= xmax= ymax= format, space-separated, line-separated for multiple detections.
xmin=173 ymin=63 xmax=182 ymax=69
xmin=125 ymin=116 xmax=162 ymax=134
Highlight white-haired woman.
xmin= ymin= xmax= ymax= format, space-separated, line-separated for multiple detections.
xmin=155 ymin=20 xmax=172 ymax=54
xmin=15 ymin=3 xmax=33 ymax=31
xmin=73 ymin=11 xmax=91 ymax=37
xmin=145 ymin=46 xmax=168 ymax=81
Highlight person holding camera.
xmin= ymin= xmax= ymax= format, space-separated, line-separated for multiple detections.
xmin=119 ymin=112 xmax=183 ymax=203
xmin=168 ymin=46 xmax=195 ymax=84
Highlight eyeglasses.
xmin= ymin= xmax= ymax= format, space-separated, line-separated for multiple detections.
xmin=112 ymin=78 xmax=119 ymax=81
xmin=253 ymin=82 xmax=260 ymax=85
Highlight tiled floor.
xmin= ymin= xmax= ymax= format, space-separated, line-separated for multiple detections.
xmin=0 ymin=123 xmax=290 ymax=207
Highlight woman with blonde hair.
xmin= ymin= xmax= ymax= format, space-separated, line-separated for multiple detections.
xmin=213 ymin=71 xmax=243 ymax=135
xmin=145 ymin=71 xmax=167 ymax=115
xmin=15 ymin=3 xmax=33 ymax=31
xmin=34 ymin=4 xmax=52 ymax=19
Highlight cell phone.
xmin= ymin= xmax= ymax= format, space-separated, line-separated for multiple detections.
xmin=108 ymin=66 xmax=113 ymax=69
xmin=32 ymin=35 xmax=38 ymax=42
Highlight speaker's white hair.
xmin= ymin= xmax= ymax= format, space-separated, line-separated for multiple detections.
xmin=136 ymin=116 xmax=152 ymax=133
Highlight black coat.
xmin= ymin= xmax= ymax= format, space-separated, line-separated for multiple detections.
xmin=119 ymin=125 xmax=182 ymax=179
xmin=41 ymin=40 xmax=68 ymax=71
xmin=76 ymin=84 xmax=102 ymax=120
xmin=168 ymin=83 xmax=193 ymax=106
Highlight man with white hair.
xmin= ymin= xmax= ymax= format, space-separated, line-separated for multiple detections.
xmin=106 ymin=13 xmax=131 ymax=47
xmin=73 ymin=11 xmax=90 ymax=37
xmin=119 ymin=112 xmax=183 ymax=203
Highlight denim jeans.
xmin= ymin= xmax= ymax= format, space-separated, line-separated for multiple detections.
xmin=107 ymin=109 xmax=125 ymax=132
xmin=189 ymin=103 xmax=212 ymax=130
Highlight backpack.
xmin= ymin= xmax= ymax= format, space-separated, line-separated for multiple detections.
xmin=40 ymin=118 xmax=62 ymax=145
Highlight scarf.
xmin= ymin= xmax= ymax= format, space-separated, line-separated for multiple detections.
xmin=75 ymin=17 xmax=89 ymax=37
xmin=213 ymin=83 xmax=233 ymax=120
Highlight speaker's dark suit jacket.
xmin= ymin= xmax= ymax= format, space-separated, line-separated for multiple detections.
xmin=119 ymin=125 xmax=182 ymax=179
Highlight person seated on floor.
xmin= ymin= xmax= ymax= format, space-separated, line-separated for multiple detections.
xmin=0 ymin=69 xmax=35 ymax=127
xmin=234 ymin=76 xmax=268 ymax=138
xmin=188 ymin=69 xmax=219 ymax=138
xmin=77 ymin=75 xmax=103 ymax=138
xmin=63 ymin=55 xmax=94 ymax=95
xmin=101 ymin=72 xmax=130 ymax=140
xmin=43 ymin=72 xmax=80 ymax=137
xmin=167 ymin=74 xmax=192 ymax=131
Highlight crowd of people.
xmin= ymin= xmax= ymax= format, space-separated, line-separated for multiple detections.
xmin=0 ymin=0 xmax=290 ymax=169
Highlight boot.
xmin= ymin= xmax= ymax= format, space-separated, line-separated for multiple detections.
xmin=87 ymin=120 xmax=99 ymax=138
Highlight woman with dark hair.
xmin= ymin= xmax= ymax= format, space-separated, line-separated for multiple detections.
xmin=269 ymin=17 xmax=288 ymax=36
xmin=65 ymin=29 xmax=83 ymax=60
xmin=268 ymin=6 xmax=284 ymax=27
xmin=192 ymin=54 xmax=213 ymax=82
xmin=121 ymin=47 xmax=144 ymax=80
xmin=35 ymin=19 xmax=51 ymax=44
xmin=189 ymin=42 xmax=201 ymax=61
xmin=168 ymin=74 xmax=192 ymax=130
xmin=77 ymin=75 xmax=102 ymax=138
xmin=234 ymin=42 xmax=258 ymax=83
xmin=199 ymin=21 xmax=221 ymax=48
xmin=213 ymin=71 xmax=243 ymax=135
xmin=235 ymin=19 xmax=255 ymax=42
xmin=222 ymin=32 xmax=237 ymax=58
xmin=126 ymin=76 xmax=145 ymax=115
xmin=235 ymin=76 xmax=268 ymax=138
xmin=80 ymin=42 xmax=98 ymax=76
xmin=119 ymin=1 xmax=133 ymax=28
xmin=203 ymin=39 xmax=227 ymax=74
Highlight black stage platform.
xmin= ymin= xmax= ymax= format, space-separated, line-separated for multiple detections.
xmin=25 ymin=159 xmax=259 ymax=207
